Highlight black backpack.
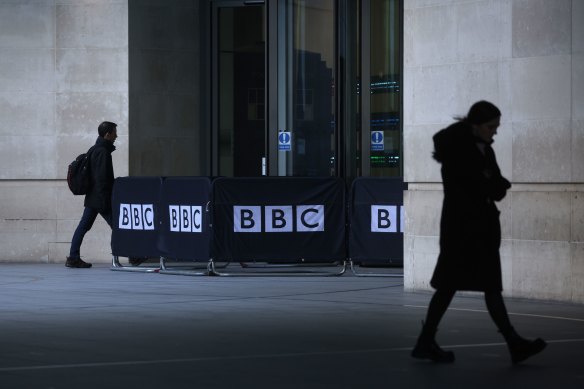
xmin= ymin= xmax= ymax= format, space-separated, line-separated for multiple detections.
xmin=67 ymin=146 xmax=95 ymax=195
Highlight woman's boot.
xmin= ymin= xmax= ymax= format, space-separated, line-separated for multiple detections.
xmin=501 ymin=327 xmax=546 ymax=364
xmin=411 ymin=322 xmax=455 ymax=363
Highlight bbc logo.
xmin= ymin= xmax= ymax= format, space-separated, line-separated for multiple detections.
xmin=168 ymin=205 xmax=202 ymax=233
xmin=371 ymin=205 xmax=404 ymax=233
xmin=118 ymin=203 xmax=155 ymax=230
xmin=233 ymin=205 xmax=324 ymax=233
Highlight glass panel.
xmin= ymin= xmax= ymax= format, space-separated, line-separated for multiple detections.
xmin=336 ymin=0 xmax=361 ymax=182
xmin=369 ymin=0 xmax=401 ymax=176
xmin=354 ymin=0 xmax=362 ymax=178
xmin=283 ymin=0 xmax=335 ymax=176
xmin=218 ymin=5 xmax=265 ymax=177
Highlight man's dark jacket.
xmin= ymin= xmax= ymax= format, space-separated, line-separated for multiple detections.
xmin=84 ymin=137 xmax=115 ymax=213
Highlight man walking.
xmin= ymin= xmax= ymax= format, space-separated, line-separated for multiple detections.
xmin=66 ymin=121 xmax=118 ymax=268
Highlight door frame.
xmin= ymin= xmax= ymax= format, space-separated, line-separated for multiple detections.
xmin=211 ymin=0 xmax=269 ymax=177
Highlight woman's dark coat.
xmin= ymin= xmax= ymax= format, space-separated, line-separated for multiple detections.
xmin=84 ymin=137 xmax=115 ymax=213
xmin=431 ymin=121 xmax=510 ymax=292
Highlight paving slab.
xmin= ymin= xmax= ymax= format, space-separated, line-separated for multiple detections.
xmin=0 ymin=264 xmax=583 ymax=388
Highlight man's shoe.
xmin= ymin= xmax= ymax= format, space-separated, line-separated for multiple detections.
xmin=129 ymin=257 xmax=147 ymax=266
xmin=65 ymin=257 xmax=92 ymax=268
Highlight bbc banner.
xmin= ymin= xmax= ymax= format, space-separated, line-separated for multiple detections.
xmin=349 ymin=177 xmax=405 ymax=265
xmin=158 ymin=177 xmax=213 ymax=261
xmin=212 ymin=177 xmax=346 ymax=262
xmin=111 ymin=176 xmax=163 ymax=258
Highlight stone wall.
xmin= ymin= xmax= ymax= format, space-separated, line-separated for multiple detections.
xmin=0 ymin=0 xmax=129 ymax=263
xmin=403 ymin=0 xmax=584 ymax=303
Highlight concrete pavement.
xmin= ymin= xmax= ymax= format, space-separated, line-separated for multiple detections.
xmin=0 ymin=263 xmax=583 ymax=388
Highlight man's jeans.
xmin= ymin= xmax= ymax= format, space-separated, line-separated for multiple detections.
xmin=69 ymin=207 xmax=112 ymax=258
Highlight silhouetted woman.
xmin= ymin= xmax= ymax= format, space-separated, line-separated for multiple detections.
xmin=412 ymin=101 xmax=546 ymax=364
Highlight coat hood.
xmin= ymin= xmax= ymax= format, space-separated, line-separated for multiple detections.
xmin=432 ymin=121 xmax=472 ymax=163
xmin=432 ymin=120 xmax=496 ymax=163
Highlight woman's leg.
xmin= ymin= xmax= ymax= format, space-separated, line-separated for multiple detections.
xmin=484 ymin=291 xmax=546 ymax=364
xmin=412 ymin=289 xmax=456 ymax=363
xmin=424 ymin=288 xmax=456 ymax=331
xmin=484 ymin=291 xmax=513 ymax=333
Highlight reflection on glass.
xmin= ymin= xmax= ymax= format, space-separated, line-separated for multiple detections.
xmin=370 ymin=0 xmax=401 ymax=177
xmin=354 ymin=1 xmax=361 ymax=178
xmin=218 ymin=6 xmax=265 ymax=177
xmin=286 ymin=0 xmax=335 ymax=176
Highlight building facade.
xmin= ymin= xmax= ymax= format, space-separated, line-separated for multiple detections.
xmin=404 ymin=0 xmax=583 ymax=304
xmin=0 ymin=0 xmax=582 ymax=303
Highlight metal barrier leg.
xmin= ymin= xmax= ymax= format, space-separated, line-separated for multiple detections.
xmin=110 ymin=255 xmax=160 ymax=273
xmin=158 ymin=257 xmax=209 ymax=276
xmin=349 ymin=260 xmax=403 ymax=278
xmin=208 ymin=259 xmax=347 ymax=277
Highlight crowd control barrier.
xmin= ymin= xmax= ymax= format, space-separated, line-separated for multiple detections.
xmin=210 ymin=177 xmax=347 ymax=275
xmin=157 ymin=177 xmax=213 ymax=275
xmin=111 ymin=176 xmax=162 ymax=272
xmin=109 ymin=176 xmax=406 ymax=277
xmin=348 ymin=177 xmax=404 ymax=277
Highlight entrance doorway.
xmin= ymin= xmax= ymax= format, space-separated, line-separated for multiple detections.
xmin=212 ymin=1 xmax=266 ymax=177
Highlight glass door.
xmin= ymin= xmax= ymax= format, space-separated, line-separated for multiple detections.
xmin=212 ymin=1 xmax=266 ymax=177
xmin=360 ymin=0 xmax=403 ymax=177
xmin=277 ymin=0 xmax=336 ymax=177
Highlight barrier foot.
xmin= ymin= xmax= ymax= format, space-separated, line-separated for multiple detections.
xmin=349 ymin=260 xmax=403 ymax=278
xmin=110 ymin=255 xmax=160 ymax=273
xmin=208 ymin=259 xmax=347 ymax=277
xmin=158 ymin=257 xmax=209 ymax=276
